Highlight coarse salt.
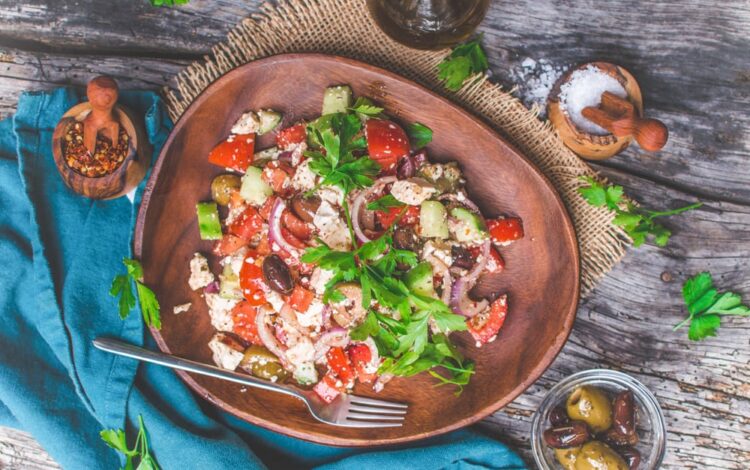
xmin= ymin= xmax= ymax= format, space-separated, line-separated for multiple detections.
xmin=559 ymin=65 xmax=627 ymax=135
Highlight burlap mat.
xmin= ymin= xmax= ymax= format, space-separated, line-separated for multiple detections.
xmin=164 ymin=0 xmax=630 ymax=296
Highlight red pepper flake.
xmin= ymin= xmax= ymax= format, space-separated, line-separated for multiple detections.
xmin=62 ymin=121 xmax=129 ymax=177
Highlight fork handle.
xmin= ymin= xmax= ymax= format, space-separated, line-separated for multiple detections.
xmin=93 ymin=337 xmax=305 ymax=402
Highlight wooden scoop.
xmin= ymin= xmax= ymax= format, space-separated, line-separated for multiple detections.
xmin=582 ymin=91 xmax=668 ymax=152
xmin=83 ymin=76 xmax=120 ymax=154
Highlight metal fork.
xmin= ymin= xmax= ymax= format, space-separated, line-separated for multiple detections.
xmin=93 ymin=337 xmax=407 ymax=428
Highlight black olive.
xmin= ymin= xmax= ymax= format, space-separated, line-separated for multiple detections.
xmin=290 ymin=195 xmax=321 ymax=223
xmin=262 ymin=254 xmax=294 ymax=295
xmin=617 ymin=447 xmax=642 ymax=470
xmin=393 ymin=226 xmax=419 ymax=251
xmin=602 ymin=426 xmax=639 ymax=447
xmin=396 ymin=155 xmax=415 ymax=179
xmin=613 ymin=390 xmax=637 ymax=436
xmin=451 ymin=245 xmax=474 ymax=270
xmin=548 ymin=405 xmax=570 ymax=427
xmin=542 ymin=421 xmax=590 ymax=449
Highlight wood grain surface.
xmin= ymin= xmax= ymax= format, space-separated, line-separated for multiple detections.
xmin=0 ymin=0 xmax=747 ymax=468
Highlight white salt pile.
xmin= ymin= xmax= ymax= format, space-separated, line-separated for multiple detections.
xmin=559 ymin=65 xmax=627 ymax=135
xmin=509 ymin=58 xmax=565 ymax=116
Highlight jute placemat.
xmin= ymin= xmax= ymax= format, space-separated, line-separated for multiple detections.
xmin=164 ymin=0 xmax=630 ymax=296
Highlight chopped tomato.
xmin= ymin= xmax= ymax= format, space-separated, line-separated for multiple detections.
xmin=255 ymin=237 xmax=271 ymax=256
xmin=213 ymin=234 xmax=247 ymax=256
xmin=347 ymin=343 xmax=376 ymax=383
xmin=280 ymin=227 xmax=307 ymax=249
xmin=467 ymin=295 xmax=508 ymax=345
xmin=468 ymin=245 xmax=505 ymax=273
xmin=282 ymin=210 xmax=312 ymax=240
xmin=208 ymin=134 xmax=255 ymax=172
xmin=228 ymin=190 xmax=245 ymax=211
xmin=259 ymin=195 xmax=277 ymax=221
xmin=313 ymin=373 xmax=341 ymax=403
xmin=365 ymin=119 xmax=410 ymax=170
xmin=228 ymin=206 xmax=264 ymax=241
xmin=231 ymin=301 xmax=262 ymax=345
xmin=375 ymin=205 xmax=419 ymax=229
xmin=276 ymin=124 xmax=307 ymax=149
xmin=326 ymin=347 xmax=356 ymax=386
xmin=288 ymin=285 xmax=314 ymax=313
xmin=487 ymin=217 xmax=524 ymax=245
xmin=262 ymin=165 xmax=290 ymax=194
xmin=239 ymin=253 xmax=266 ymax=306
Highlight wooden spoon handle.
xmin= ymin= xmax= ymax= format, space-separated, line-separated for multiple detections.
xmin=83 ymin=76 xmax=120 ymax=154
xmin=633 ymin=118 xmax=669 ymax=152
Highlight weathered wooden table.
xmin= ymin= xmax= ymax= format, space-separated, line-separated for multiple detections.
xmin=0 ymin=1 xmax=748 ymax=468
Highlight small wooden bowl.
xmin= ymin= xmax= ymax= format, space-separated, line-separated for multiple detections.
xmin=52 ymin=102 xmax=150 ymax=199
xmin=548 ymin=62 xmax=644 ymax=160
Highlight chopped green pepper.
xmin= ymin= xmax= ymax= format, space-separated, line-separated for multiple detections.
xmin=196 ymin=202 xmax=222 ymax=240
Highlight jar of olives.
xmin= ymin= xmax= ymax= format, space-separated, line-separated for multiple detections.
xmin=531 ymin=370 xmax=666 ymax=470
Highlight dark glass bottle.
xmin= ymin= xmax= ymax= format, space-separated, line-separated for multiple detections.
xmin=367 ymin=0 xmax=489 ymax=50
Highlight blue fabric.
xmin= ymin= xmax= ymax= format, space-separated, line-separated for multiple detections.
xmin=0 ymin=87 xmax=527 ymax=470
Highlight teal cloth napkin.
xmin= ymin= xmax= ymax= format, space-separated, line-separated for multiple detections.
xmin=0 ymin=88 xmax=527 ymax=470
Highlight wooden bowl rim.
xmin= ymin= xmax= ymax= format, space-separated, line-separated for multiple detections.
xmin=134 ymin=53 xmax=580 ymax=446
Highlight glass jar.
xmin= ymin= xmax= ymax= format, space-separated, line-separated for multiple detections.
xmin=531 ymin=369 xmax=667 ymax=470
xmin=367 ymin=0 xmax=490 ymax=50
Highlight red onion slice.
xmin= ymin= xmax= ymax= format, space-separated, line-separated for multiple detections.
xmin=362 ymin=337 xmax=380 ymax=366
xmin=255 ymin=306 xmax=289 ymax=366
xmin=373 ymin=373 xmax=394 ymax=393
xmin=449 ymin=240 xmax=491 ymax=317
xmin=313 ymin=327 xmax=350 ymax=360
xmin=351 ymin=176 xmax=397 ymax=244
xmin=204 ymin=281 xmax=220 ymax=294
xmin=269 ymin=198 xmax=300 ymax=257
xmin=438 ymin=192 xmax=482 ymax=214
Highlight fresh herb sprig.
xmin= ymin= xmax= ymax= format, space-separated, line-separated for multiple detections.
xmin=110 ymin=258 xmax=161 ymax=329
xmin=674 ymin=272 xmax=750 ymax=341
xmin=305 ymin=113 xmax=380 ymax=195
xmin=578 ymin=176 xmax=702 ymax=247
xmin=407 ymin=122 xmax=433 ymax=149
xmin=101 ymin=415 xmax=161 ymax=470
xmin=150 ymin=0 xmax=189 ymax=6
xmin=437 ymin=36 xmax=489 ymax=91
xmin=349 ymin=97 xmax=384 ymax=118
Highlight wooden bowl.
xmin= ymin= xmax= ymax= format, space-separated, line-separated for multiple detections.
xmin=134 ymin=54 xmax=580 ymax=446
xmin=52 ymin=102 xmax=150 ymax=199
xmin=547 ymin=62 xmax=644 ymax=160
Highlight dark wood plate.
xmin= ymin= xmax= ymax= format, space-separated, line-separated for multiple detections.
xmin=134 ymin=53 xmax=579 ymax=446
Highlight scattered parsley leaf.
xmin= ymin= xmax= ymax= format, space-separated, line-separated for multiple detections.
xmin=407 ymin=122 xmax=433 ymax=149
xmin=578 ymin=176 xmax=701 ymax=247
xmin=349 ymin=97 xmax=384 ymax=118
xmin=675 ymin=272 xmax=750 ymax=340
xmin=150 ymin=0 xmax=189 ymax=6
xmin=101 ymin=415 xmax=160 ymax=470
xmin=367 ymin=194 xmax=405 ymax=211
xmin=437 ymin=36 xmax=489 ymax=91
xmin=109 ymin=258 xmax=162 ymax=329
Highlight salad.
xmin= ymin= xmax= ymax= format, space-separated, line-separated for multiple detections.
xmin=188 ymin=85 xmax=524 ymax=403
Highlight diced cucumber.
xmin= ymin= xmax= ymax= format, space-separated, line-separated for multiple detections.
xmin=240 ymin=166 xmax=273 ymax=205
xmin=252 ymin=146 xmax=280 ymax=168
xmin=257 ymin=109 xmax=282 ymax=135
xmin=219 ymin=264 xmax=242 ymax=300
xmin=196 ymin=202 xmax=222 ymax=240
xmin=419 ymin=200 xmax=449 ymax=239
xmin=322 ymin=85 xmax=353 ymax=115
xmin=405 ymin=262 xmax=435 ymax=297
xmin=449 ymin=207 xmax=487 ymax=242
xmin=293 ymin=362 xmax=319 ymax=385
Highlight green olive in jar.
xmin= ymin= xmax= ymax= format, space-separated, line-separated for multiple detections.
xmin=566 ymin=386 xmax=613 ymax=432
xmin=574 ymin=441 xmax=628 ymax=470
xmin=241 ymin=345 xmax=289 ymax=382
xmin=554 ymin=446 xmax=581 ymax=470
xmin=211 ymin=174 xmax=241 ymax=206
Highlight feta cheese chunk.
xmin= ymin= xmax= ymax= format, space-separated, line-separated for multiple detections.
xmin=313 ymin=201 xmax=352 ymax=251
xmin=173 ymin=302 xmax=191 ymax=315
xmin=390 ymin=178 xmax=437 ymax=206
xmin=285 ymin=337 xmax=315 ymax=367
xmin=208 ymin=335 xmax=244 ymax=370
xmin=205 ymin=293 xmax=238 ymax=331
xmin=422 ymin=240 xmax=453 ymax=269
xmin=296 ymin=299 xmax=325 ymax=328
xmin=230 ymin=111 xmax=260 ymax=135
xmin=316 ymin=185 xmax=345 ymax=206
xmin=309 ymin=267 xmax=335 ymax=295
xmin=291 ymin=159 xmax=318 ymax=192
xmin=189 ymin=253 xmax=214 ymax=291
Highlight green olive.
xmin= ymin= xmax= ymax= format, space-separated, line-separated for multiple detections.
xmin=574 ymin=441 xmax=628 ymax=470
xmin=566 ymin=386 xmax=613 ymax=432
xmin=240 ymin=345 xmax=289 ymax=382
xmin=211 ymin=174 xmax=241 ymax=206
xmin=554 ymin=446 xmax=581 ymax=470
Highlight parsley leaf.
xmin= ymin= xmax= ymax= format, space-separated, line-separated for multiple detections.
xmin=150 ymin=0 xmax=189 ymax=6
xmin=101 ymin=415 xmax=160 ymax=470
xmin=578 ymin=176 xmax=701 ymax=247
xmin=109 ymin=258 xmax=162 ymax=329
xmin=407 ymin=122 xmax=433 ymax=149
xmin=367 ymin=194 xmax=405 ymax=211
xmin=675 ymin=272 xmax=750 ymax=340
xmin=437 ymin=36 xmax=489 ymax=91
xmin=349 ymin=97 xmax=384 ymax=118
